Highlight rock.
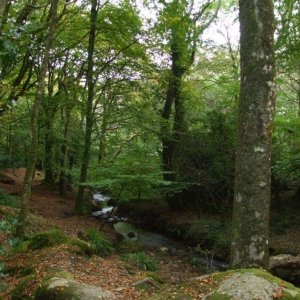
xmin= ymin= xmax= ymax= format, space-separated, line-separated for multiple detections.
xmin=270 ymin=254 xmax=300 ymax=285
xmin=92 ymin=210 xmax=104 ymax=217
xmin=127 ymin=232 xmax=136 ymax=238
xmin=107 ymin=217 xmax=115 ymax=223
xmin=160 ymin=246 xmax=168 ymax=252
xmin=35 ymin=277 xmax=115 ymax=300
xmin=203 ymin=269 xmax=300 ymax=300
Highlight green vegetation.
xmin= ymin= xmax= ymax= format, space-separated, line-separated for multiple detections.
xmin=27 ymin=229 xmax=68 ymax=250
xmin=86 ymin=228 xmax=114 ymax=257
xmin=11 ymin=274 xmax=36 ymax=300
xmin=123 ymin=252 xmax=157 ymax=271
xmin=0 ymin=192 xmax=19 ymax=209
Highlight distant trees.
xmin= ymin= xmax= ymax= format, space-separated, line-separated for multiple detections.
xmin=230 ymin=0 xmax=276 ymax=268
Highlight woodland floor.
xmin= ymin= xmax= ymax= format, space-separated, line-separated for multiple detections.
xmin=0 ymin=169 xmax=206 ymax=300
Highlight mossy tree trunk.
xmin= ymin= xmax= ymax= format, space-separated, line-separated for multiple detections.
xmin=16 ymin=0 xmax=59 ymax=238
xmin=75 ymin=0 xmax=98 ymax=214
xmin=230 ymin=0 xmax=276 ymax=268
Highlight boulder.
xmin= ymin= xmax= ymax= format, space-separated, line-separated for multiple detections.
xmin=35 ymin=277 xmax=115 ymax=300
xmin=203 ymin=269 xmax=300 ymax=300
xmin=270 ymin=254 xmax=300 ymax=285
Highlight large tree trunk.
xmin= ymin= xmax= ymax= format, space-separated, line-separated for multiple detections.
xmin=75 ymin=0 xmax=98 ymax=214
xmin=230 ymin=0 xmax=276 ymax=269
xmin=16 ymin=0 xmax=59 ymax=238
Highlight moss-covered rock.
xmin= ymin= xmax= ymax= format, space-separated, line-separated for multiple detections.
xmin=203 ymin=269 xmax=300 ymax=300
xmin=27 ymin=230 xmax=68 ymax=250
xmin=35 ymin=277 xmax=115 ymax=300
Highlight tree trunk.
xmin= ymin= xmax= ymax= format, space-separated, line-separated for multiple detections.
xmin=16 ymin=0 xmax=59 ymax=238
xmin=59 ymin=106 xmax=72 ymax=197
xmin=75 ymin=0 xmax=98 ymax=214
xmin=44 ymin=119 xmax=55 ymax=185
xmin=230 ymin=0 xmax=276 ymax=269
xmin=161 ymin=43 xmax=184 ymax=183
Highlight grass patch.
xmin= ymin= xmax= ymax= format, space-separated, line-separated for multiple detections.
xmin=86 ymin=228 xmax=114 ymax=257
xmin=123 ymin=252 xmax=157 ymax=271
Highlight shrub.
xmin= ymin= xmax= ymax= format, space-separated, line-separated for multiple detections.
xmin=124 ymin=252 xmax=157 ymax=271
xmin=86 ymin=228 xmax=113 ymax=257
xmin=27 ymin=229 xmax=68 ymax=250
xmin=0 ymin=192 xmax=19 ymax=208
xmin=185 ymin=219 xmax=231 ymax=260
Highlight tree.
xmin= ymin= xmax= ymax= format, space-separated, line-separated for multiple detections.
xmin=230 ymin=0 xmax=276 ymax=268
xmin=16 ymin=0 xmax=59 ymax=238
xmin=75 ymin=0 xmax=99 ymax=214
xmin=158 ymin=0 xmax=220 ymax=186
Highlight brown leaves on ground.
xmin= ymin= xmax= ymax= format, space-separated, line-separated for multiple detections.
xmin=0 ymin=168 xmax=203 ymax=300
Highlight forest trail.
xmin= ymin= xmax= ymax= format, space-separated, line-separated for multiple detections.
xmin=0 ymin=168 xmax=203 ymax=299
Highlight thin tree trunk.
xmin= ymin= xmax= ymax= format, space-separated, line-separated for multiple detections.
xmin=230 ymin=0 xmax=276 ymax=269
xmin=75 ymin=0 xmax=98 ymax=214
xmin=59 ymin=106 xmax=72 ymax=196
xmin=16 ymin=0 xmax=59 ymax=238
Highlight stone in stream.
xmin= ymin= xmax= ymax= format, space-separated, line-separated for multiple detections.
xmin=91 ymin=211 xmax=104 ymax=217
xmin=127 ymin=232 xmax=136 ymax=238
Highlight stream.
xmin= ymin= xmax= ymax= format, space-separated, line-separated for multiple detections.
xmin=91 ymin=192 xmax=229 ymax=272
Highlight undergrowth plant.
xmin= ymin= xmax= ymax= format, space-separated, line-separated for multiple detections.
xmin=86 ymin=228 xmax=114 ymax=257
xmin=123 ymin=252 xmax=157 ymax=271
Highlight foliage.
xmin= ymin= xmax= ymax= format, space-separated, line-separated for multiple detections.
xmin=0 ymin=191 xmax=19 ymax=208
xmin=86 ymin=228 xmax=114 ymax=257
xmin=11 ymin=274 xmax=36 ymax=300
xmin=27 ymin=230 xmax=68 ymax=250
xmin=185 ymin=219 xmax=231 ymax=259
xmin=86 ymin=140 xmax=166 ymax=202
xmin=123 ymin=252 xmax=157 ymax=271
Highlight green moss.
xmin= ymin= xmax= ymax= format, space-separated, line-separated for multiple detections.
xmin=12 ymin=240 xmax=30 ymax=253
xmin=146 ymin=271 xmax=166 ymax=284
xmin=68 ymin=237 xmax=94 ymax=257
xmin=11 ymin=274 xmax=36 ymax=300
xmin=239 ymin=268 xmax=300 ymax=292
xmin=206 ymin=292 xmax=232 ymax=300
xmin=27 ymin=229 xmax=68 ymax=250
xmin=207 ymin=269 xmax=300 ymax=300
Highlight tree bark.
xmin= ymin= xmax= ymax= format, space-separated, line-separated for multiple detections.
xmin=75 ymin=0 xmax=98 ymax=214
xmin=59 ymin=106 xmax=72 ymax=196
xmin=230 ymin=0 xmax=276 ymax=269
xmin=16 ymin=0 xmax=59 ymax=238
